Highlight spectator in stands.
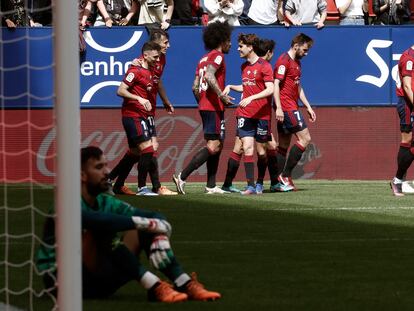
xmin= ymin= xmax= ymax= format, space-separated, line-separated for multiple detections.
xmin=244 ymin=0 xmax=280 ymax=25
xmin=238 ymin=0 xmax=252 ymax=25
xmin=171 ymin=0 xmax=196 ymax=25
xmin=122 ymin=0 xmax=174 ymax=30
xmin=284 ymin=0 xmax=327 ymax=29
xmin=94 ymin=0 xmax=133 ymax=27
xmin=79 ymin=0 xmax=99 ymax=29
xmin=204 ymin=0 xmax=244 ymax=25
xmin=28 ymin=0 xmax=52 ymax=26
xmin=335 ymin=0 xmax=368 ymax=25
xmin=1 ymin=0 xmax=33 ymax=28
xmin=372 ymin=0 xmax=411 ymax=24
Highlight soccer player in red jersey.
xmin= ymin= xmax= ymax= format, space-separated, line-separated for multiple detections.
xmin=173 ymin=21 xmax=234 ymax=195
xmin=109 ymin=30 xmax=177 ymax=195
xmin=221 ymin=33 xmax=274 ymax=195
xmin=273 ymin=33 xmax=316 ymax=192
xmin=390 ymin=44 xmax=414 ymax=196
xmin=252 ymin=38 xmax=280 ymax=194
xmin=116 ymin=41 xmax=162 ymax=196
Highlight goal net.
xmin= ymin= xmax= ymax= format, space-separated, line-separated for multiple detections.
xmin=0 ymin=0 xmax=81 ymax=310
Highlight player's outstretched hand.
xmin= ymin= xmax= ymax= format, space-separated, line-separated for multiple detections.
xmin=220 ymin=94 xmax=235 ymax=106
xmin=223 ymin=85 xmax=232 ymax=96
xmin=307 ymin=107 xmax=316 ymax=122
xmin=132 ymin=216 xmax=172 ymax=236
xmin=149 ymin=235 xmax=174 ymax=269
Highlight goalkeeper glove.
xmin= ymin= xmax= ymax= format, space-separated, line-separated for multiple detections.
xmin=131 ymin=216 xmax=172 ymax=236
xmin=149 ymin=235 xmax=174 ymax=270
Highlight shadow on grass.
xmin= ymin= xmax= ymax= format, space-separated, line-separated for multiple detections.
xmin=1 ymin=185 xmax=414 ymax=310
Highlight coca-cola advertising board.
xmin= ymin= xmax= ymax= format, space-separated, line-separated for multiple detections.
xmin=0 ymin=107 xmax=402 ymax=184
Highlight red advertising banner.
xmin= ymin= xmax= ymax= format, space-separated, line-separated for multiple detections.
xmin=0 ymin=107 xmax=402 ymax=184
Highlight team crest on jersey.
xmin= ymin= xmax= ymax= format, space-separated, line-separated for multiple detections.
xmin=277 ymin=65 xmax=286 ymax=75
xmin=253 ymin=70 xmax=257 ymax=76
xmin=126 ymin=72 xmax=135 ymax=82
xmin=407 ymin=61 xmax=413 ymax=71
xmin=214 ymin=55 xmax=223 ymax=65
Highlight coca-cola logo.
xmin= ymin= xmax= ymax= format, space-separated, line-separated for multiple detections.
xmin=36 ymin=116 xmax=206 ymax=177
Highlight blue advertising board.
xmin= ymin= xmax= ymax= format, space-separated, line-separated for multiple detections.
xmin=1 ymin=26 xmax=412 ymax=108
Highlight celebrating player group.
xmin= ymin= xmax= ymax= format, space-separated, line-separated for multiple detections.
xmin=113 ymin=21 xmax=316 ymax=196
xmin=172 ymin=22 xmax=315 ymax=195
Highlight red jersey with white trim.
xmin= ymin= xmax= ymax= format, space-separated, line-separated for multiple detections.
xmin=236 ymin=58 xmax=273 ymax=120
xmin=121 ymin=66 xmax=154 ymax=118
xmin=196 ymin=50 xmax=226 ymax=112
xmin=274 ymin=52 xmax=301 ymax=111
xmin=136 ymin=54 xmax=166 ymax=116
xmin=396 ymin=47 xmax=414 ymax=98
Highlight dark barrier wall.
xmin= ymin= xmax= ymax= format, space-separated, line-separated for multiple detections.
xmin=1 ymin=26 xmax=413 ymax=108
xmin=0 ymin=107 xmax=402 ymax=183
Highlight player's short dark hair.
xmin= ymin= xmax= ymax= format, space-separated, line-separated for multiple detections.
xmin=238 ymin=33 xmax=260 ymax=50
xmin=142 ymin=41 xmax=161 ymax=54
xmin=291 ymin=33 xmax=314 ymax=48
xmin=81 ymin=146 xmax=103 ymax=170
xmin=254 ymin=39 xmax=276 ymax=57
xmin=203 ymin=21 xmax=233 ymax=50
xmin=149 ymin=29 xmax=169 ymax=42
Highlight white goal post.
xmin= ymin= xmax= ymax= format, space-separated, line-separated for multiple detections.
xmin=54 ymin=0 xmax=82 ymax=310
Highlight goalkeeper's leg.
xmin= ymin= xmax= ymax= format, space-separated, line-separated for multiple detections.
xmin=123 ymin=229 xmax=221 ymax=301
xmin=83 ymin=231 xmax=186 ymax=302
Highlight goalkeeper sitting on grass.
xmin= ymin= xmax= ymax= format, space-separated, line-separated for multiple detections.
xmin=36 ymin=146 xmax=221 ymax=303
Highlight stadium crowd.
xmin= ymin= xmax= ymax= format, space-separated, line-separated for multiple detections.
xmin=1 ymin=0 xmax=413 ymax=28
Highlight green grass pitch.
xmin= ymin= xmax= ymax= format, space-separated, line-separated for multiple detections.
xmin=2 ymin=180 xmax=414 ymax=310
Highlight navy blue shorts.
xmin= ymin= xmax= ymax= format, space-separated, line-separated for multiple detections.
xmin=122 ymin=116 xmax=153 ymax=148
xmin=236 ymin=117 xmax=270 ymax=143
xmin=396 ymin=96 xmax=413 ymax=133
xmin=200 ymin=110 xmax=225 ymax=141
xmin=277 ymin=110 xmax=308 ymax=134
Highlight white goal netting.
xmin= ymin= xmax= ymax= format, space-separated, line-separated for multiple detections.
xmin=1 ymin=1 xmax=81 ymax=310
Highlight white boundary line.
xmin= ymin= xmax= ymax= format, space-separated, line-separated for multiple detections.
xmin=255 ymin=206 xmax=414 ymax=211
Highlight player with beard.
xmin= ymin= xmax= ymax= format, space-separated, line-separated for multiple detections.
xmin=273 ymin=33 xmax=316 ymax=192
xmin=108 ymin=29 xmax=177 ymax=196
xmin=221 ymin=33 xmax=274 ymax=195
xmin=173 ymin=21 xmax=234 ymax=194
xmin=36 ymin=146 xmax=221 ymax=302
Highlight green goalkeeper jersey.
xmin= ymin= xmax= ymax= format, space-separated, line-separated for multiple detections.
xmin=35 ymin=193 xmax=157 ymax=273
